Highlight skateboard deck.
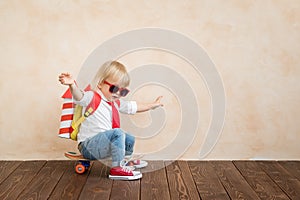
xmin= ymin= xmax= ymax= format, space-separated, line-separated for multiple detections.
xmin=65 ymin=152 xmax=145 ymax=180
xmin=64 ymin=151 xmax=88 ymax=160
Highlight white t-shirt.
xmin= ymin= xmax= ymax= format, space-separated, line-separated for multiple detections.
xmin=74 ymin=90 xmax=137 ymax=143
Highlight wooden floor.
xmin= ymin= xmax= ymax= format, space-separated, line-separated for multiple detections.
xmin=0 ymin=161 xmax=299 ymax=200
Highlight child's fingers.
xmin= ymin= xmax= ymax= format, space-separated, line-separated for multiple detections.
xmin=58 ymin=73 xmax=72 ymax=82
xmin=154 ymin=96 xmax=163 ymax=107
xmin=59 ymin=72 xmax=71 ymax=77
xmin=155 ymin=96 xmax=161 ymax=100
xmin=58 ymin=75 xmax=67 ymax=84
xmin=58 ymin=72 xmax=74 ymax=85
xmin=58 ymin=78 xmax=65 ymax=84
xmin=156 ymin=96 xmax=163 ymax=102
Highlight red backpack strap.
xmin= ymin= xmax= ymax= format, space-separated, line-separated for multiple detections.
xmin=84 ymin=91 xmax=101 ymax=117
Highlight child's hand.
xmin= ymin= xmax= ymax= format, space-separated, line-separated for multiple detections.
xmin=151 ymin=96 xmax=164 ymax=110
xmin=136 ymin=96 xmax=164 ymax=112
xmin=58 ymin=73 xmax=75 ymax=85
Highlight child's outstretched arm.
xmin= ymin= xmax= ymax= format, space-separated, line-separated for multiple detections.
xmin=136 ymin=96 xmax=163 ymax=112
xmin=58 ymin=73 xmax=83 ymax=101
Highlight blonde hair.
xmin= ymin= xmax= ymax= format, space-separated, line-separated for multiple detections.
xmin=91 ymin=61 xmax=130 ymax=90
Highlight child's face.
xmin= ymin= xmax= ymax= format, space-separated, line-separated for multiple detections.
xmin=98 ymin=76 xmax=129 ymax=101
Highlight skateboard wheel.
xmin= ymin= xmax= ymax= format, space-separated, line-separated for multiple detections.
xmin=75 ymin=164 xmax=86 ymax=174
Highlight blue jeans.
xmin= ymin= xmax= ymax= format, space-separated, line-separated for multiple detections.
xmin=79 ymin=128 xmax=135 ymax=167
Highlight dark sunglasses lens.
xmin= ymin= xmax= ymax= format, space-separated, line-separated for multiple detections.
xmin=120 ymin=89 xmax=129 ymax=97
xmin=109 ymin=85 xmax=119 ymax=93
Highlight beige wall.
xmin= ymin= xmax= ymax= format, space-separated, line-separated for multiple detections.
xmin=0 ymin=0 xmax=299 ymax=160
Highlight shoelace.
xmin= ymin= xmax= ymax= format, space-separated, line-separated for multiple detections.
xmin=120 ymin=166 xmax=134 ymax=173
xmin=120 ymin=158 xmax=135 ymax=171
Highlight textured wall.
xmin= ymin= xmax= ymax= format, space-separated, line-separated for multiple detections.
xmin=0 ymin=0 xmax=299 ymax=160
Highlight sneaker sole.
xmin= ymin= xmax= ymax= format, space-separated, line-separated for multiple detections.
xmin=134 ymin=161 xmax=148 ymax=169
xmin=109 ymin=173 xmax=142 ymax=180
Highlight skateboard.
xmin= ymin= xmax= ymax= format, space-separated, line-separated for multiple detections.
xmin=65 ymin=152 xmax=146 ymax=180
xmin=64 ymin=151 xmax=91 ymax=174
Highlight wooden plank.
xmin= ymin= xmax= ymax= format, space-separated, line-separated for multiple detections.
xmin=278 ymin=161 xmax=300 ymax=181
xmin=188 ymin=161 xmax=230 ymax=200
xmin=48 ymin=161 xmax=90 ymax=200
xmin=211 ymin=161 xmax=260 ymax=200
xmin=0 ymin=161 xmax=22 ymax=184
xmin=17 ymin=161 xmax=68 ymax=200
xmin=165 ymin=161 xmax=200 ymax=200
xmin=234 ymin=161 xmax=290 ymax=200
xmin=1 ymin=160 xmax=298 ymax=200
xmin=140 ymin=161 xmax=170 ymax=200
xmin=0 ymin=161 xmax=45 ymax=200
xmin=79 ymin=161 xmax=113 ymax=200
xmin=258 ymin=161 xmax=300 ymax=199
xmin=110 ymin=179 xmax=140 ymax=200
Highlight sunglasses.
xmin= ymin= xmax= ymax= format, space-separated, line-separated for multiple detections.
xmin=103 ymin=81 xmax=130 ymax=97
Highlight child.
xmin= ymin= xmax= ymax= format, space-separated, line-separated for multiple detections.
xmin=58 ymin=61 xmax=163 ymax=180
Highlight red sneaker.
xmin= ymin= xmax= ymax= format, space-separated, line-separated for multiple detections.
xmin=109 ymin=166 xmax=142 ymax=180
